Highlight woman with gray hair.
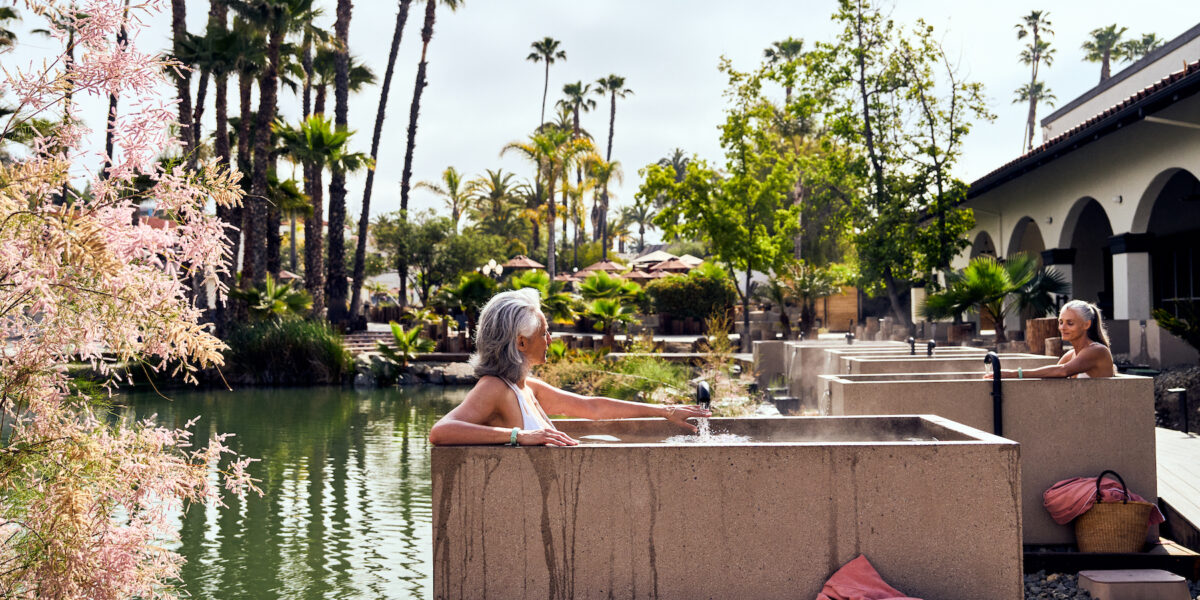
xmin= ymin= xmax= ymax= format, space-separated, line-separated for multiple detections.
xmin=429 ymin=288 xmax=710 ymax=446
xmin=987 ymin=299 xmax=1115 ymax=379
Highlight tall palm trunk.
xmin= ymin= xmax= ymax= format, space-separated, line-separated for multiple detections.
xmin=234 ymin=68 xmax=253 ymax=279
xmin=546 ymin=174 xmax=557 ymax=280
xmin=325 ymin=0 xmax=353 ymax=325
xmin=304 ymin=163 xmax=326 ymax=315
xmin=600 ymin=90 xmax=617 ymax=259
xmin=246 ymin=24 xmax=284 ymax=286
xmin=208 ymin=0 xmax=238 ymax=332
xmin=398 ymin=0 xmax=438 ymax=306
xmin=171 ymin=0 xmax=195 ymax=169
xmin=350 ymin=0 xmax=412 ymax=319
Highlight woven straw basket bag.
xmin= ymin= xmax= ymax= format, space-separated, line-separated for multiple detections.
xmin=1074 ymin=470 xmax=1155 ymax=553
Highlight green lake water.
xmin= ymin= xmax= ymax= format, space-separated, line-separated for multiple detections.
xmin=116 ymin=386 xmax=466 ymax=600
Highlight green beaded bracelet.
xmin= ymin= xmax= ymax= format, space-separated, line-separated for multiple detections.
xmin=1018 ymin=367 xmax=1023 ymax=379
xmin=508 ymin=427 xmax=520 ymax=446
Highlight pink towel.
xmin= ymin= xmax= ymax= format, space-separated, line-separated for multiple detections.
xmin=815 ymin=555 xmax=923 ymax=600
xmin=1042 ymin=476 xmax=1165 ymax=526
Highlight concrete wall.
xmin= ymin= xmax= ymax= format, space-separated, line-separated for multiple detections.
xmin=821 ymin=373 xmax=1156 ymax=545
xmin=432 ymin=416 xmax=1022 ymax=600
xmin=842 ymin=353 xmax=1058 ymax=377
xmin=783 ymin=342 xmax=906 ymax=407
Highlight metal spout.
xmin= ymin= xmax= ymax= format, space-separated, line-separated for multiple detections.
xmin=908 ymin=337 xmax=915 ymax=355
xmin=927 ymin=339 xmax=936 ymax=357
xmin=695 ymin=381 xmax=711 ymax=410
xmin=983 ymin=352 xmax=1003 ymax=436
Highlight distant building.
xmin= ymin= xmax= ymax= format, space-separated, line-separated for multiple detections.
xmin=957 ymin=24 xmax=1200 ymax=367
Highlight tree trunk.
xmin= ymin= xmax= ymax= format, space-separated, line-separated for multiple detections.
xmin=326 ymin=0 xmax=354 ymax=325
xmin=398 ymin=0 xmax=438 ymax=307
xmin=742 ymin=267 xmax=752 ymax=352
xmin=267 ymin=201 xmax=281 ymax=276
xmin=546 ymin=177 xmax=557 ymax=280
xmin=192 ymin=68 xmax=209 ymax=146
xmin=171 ymin=0 xmax=195 ymax=169
xmin=305 ymin=163 xmax=326 ymax=316
xmin=209 ymin=0 xmax=237 ymax=333
xmin=246 ymin=25 xmax=284 ymax=286
xmin=102 ymin=1 xmax=130 ymax=178
xmin=289 ymin=216 xmax=298 ymax=272
xmin=351 ymin=0 xmax=412 ymax=320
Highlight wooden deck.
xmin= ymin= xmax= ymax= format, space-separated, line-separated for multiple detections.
xmin=1157 ymin=427 xmax=1200 ymax=550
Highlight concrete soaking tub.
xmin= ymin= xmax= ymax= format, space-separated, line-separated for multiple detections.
xmin=838 ymin=352 xmax=1057 ymax=377
xmin=781 ymin=341 xmax=905 ymax=406
xmin=819 ymin=373 xmax=1156 ymax=545
xmin=790 ymin=344 xmax=988 ymax=410
xmin=432 ymin=416 xmax=1022 ymax=600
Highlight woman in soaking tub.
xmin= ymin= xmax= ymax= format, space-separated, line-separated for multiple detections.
xmin=428 ymin=288 xmax=710 ymax=446
xmin=987 ymin=299 xmax=1115 ymax=379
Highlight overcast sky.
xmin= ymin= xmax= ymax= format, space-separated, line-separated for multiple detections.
xmin=6 ymin=0 xmax=1199 ymax=242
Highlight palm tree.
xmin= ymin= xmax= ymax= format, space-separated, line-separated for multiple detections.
xmin=397 ymin=0 xmax=464 ymax=308
xmin=275 ymin=115 xmax=372 ymax=315
xmin=527 ymin=37 xmax=567 ymax=128
xmin=229 ymin=273 xmax=314 ymax=321
xmin=324 ymin=0 xmax=354 ymax=325
xmin=506 ymin=269 xmax=576 ymax=324
xmin=415 ymin=167 xmax=474 ymax=232
xmin=350 ymin=0 xmax=414 ymax=320
xmin=1117 ymin=33 xmax=1164 ymax=63
xmin=586 ymin=157 xmax=622 ymax=259
xmin=171 ymin=0 xmax=197 ymax=166
xmin=593 ymin=74 xmax=632 ymax=164
xmin=1013 ymin=81 xmax=1055 ymax=150
xmin=561 ymin=81 xmax=595 ymax=235
xmin=622 ymin=199 xmax=654 ymax=252
xmin=502 ymin=129 xmax=594 ymax=280
xmin=1015 ymin=11 xmax=1054 ymax=153
xmin=267 ymin=172 xmax=310 ymax=273
xmin=920 ymin=253 xmax=1064 ymax=343
xmin=1082 ymin=24 xmax=1127 ymax=83
xmin=608 ymin=209 xmax=633 ymax=254
xmin=586 ymin=298 xmax=635 ymax=348
xmin=763 ymin=37 xmax=804 ymax=102
xmin=228 ymin=0 xmax=318 ymax=286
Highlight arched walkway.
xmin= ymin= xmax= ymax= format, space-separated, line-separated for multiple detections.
xmin=1063 ymin=198 xmax=1114 ymax=317
xmin=1141 ymin=169 xmax=1200 ymax=316
xmin=970 ymin=231 xmax=996 ymax=258
xmin=1007 ymin=217 xmax=1046 ymax=263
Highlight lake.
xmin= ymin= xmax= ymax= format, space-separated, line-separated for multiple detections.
xmin=116 ymin=386 xmax=466 ymax=600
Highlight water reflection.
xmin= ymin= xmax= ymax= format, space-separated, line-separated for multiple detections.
xmin=115 ymin=386 xmax=464 ymax=600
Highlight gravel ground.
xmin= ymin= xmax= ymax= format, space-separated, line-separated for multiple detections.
xmin=1024 ymin=571 xmax=1200 ymax=600
xmin=1153 ymin=365 xmax=1200 ymax=431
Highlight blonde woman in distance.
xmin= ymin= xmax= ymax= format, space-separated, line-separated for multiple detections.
xmin=987 ymin=300 xmax=1115 ymax=379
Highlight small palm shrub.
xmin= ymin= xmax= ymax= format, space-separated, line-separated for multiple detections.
xmin=586 ymin=298 xmax=636 ymax=347
xmin=507 ymin=269 xmax=578 ymax=324
xmin=1154 ymin=301 xmax=1200 ymax=360
xmin=223 ymin=319 xmax=353 ymax=385
xmin=378 ymin=321 xmax=436 ymax=368
xmin=229 ymin=274 xmax=313 ymax=321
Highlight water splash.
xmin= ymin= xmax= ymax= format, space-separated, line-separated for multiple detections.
xmin=661 ymin=418 xmax=751 ymax=444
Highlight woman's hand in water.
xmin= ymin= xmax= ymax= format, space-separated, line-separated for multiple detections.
xmin=516 ymin=429 xmax=579 ymax=446
xmin=664 ymin=405 xmax=712 ymax=433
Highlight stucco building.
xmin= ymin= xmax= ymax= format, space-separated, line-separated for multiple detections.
xmin=957 ymin=24 xmax=1200 ymax=367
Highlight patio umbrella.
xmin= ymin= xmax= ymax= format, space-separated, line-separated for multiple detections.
xmin=649 ymin=258 xmax=692 ymax=273
xmin=502 ymin=255 xmax=545 ymax=270
xmin=678 ymin=254 xmax=704 ymax=267
xmin=630 ymin=250 xmax=677 ymax=267
xmin=581 ymin=260 xmax=624 ymax=272
xmin=624 ymin=269 xmax=657 ymax=282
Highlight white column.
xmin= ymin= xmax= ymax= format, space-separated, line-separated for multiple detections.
xmin=1111 ymin=252 xmax=1152 ymax=320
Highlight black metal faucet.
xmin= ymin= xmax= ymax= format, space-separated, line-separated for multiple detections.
xmin=695 ymin=381 xmax=711 ymax=410
xmin=927 ymin=339 xmax=936 ymax=357
xmin=984 ymin=352 xmax=1003 ymax=436
xmin=907 ymin=336 xmax=915 ymax=355
xmin=845 ymin=331 xmax=855 ymax=345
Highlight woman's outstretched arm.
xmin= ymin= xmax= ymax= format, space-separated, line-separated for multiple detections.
xmin=428 ymin=377 xmax=578 ymax=446
xmin=528 ymin=377 xmax=711 ymax=432
xmin=988 ymin=346 xmax=1109 ymax=379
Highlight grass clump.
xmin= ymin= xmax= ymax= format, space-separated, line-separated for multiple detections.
xmin=223 ymin=319 xmax=354 ymax=385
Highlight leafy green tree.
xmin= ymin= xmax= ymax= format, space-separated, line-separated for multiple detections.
xmin=640 ymin=60 xmax=801 ymax=351
xmin=1015 ymin=11 xmax=1055 ymax=153
xmin=805 ymin=1 xmax=987 ymax=325
xmin=373 ymin=211 xmax=452 ymax=305
xmin=1117 ymin=33 xmax=1164 ymax=63
xmin=1082 ymin=24 xmax=1127 ymax=82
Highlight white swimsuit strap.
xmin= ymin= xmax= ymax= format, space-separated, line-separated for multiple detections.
xmin=501 ymin=378 xmax=552 ymax=431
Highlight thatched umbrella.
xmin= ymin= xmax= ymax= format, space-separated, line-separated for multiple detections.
xmin=624 ymin=269 xmax=657 ymax=282
xmin=649 ymin=257 xmax=692 ymax=273
xmin=502 ymin=255 xmax=545 ymax=270
xmin=630 ymin=250 xmax=677 ymax=268
xmin=580 ymin=260 xmax=624 ymax=273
